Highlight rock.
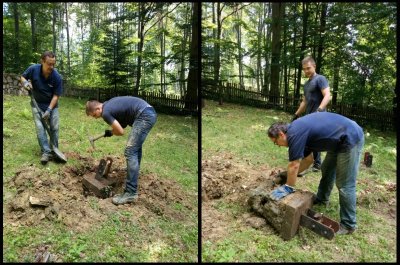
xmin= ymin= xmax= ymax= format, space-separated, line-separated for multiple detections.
xmin=246 ymin=216 xmax=267 ymax=229
xmin=29 ymin=196 xmax=51 ymax=207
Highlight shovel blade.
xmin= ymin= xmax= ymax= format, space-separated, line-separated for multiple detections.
xmin=52 ymin=147 xmax=67 ymax=163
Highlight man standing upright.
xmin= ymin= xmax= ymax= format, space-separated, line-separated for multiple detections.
xmin=292 ymin=56 xmax=331 ymax=171
xmin=21 ymin=51 xmax=63 ymax=164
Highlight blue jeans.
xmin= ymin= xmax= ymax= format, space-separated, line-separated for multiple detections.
xmin=316 ymin=137 xmax=364 ymax=229
xmin=313 ymin=151 xmax=321 ymax=167
xmin=124 ymin=107 xmax=157 ymax=194
xmin=31 ymin=105 xmax=59 ymax=155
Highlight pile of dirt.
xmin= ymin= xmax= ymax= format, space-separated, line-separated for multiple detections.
xmin=4 ymin=152 xmax=194 ymax=233
xmin=201 ymin=152 xmax=284 ymax=242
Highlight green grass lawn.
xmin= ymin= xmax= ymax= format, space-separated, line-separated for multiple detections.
xmin=202 ymin=99 xmax=396 ymax=262
xmin=3 ymin=94 xmax=198 ymax=262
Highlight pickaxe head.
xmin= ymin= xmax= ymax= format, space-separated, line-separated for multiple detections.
xmin=88 ymin=133 xmax=105 ymax=148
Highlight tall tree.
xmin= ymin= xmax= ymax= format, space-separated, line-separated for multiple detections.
xmin=65 ymin=3 xmax=71 ymax=75
xmin=235 ymin=8 xmax=244 ymax=89
xmin=12 ymin=3 xmax=19 ymax=71
xmin=295 ymin=3 xmax=309 ymax=106
xmin=185 ymin=2 xmax=198 ymax=111
xmin=262 ymin=2 xmax=272 ymax=96
xmin=30 ymin=3 xmax=37 ymax=54
xmin=316 ymin=3 xmax=327 ymax=74
xmin=269 ymin=2 xmax=284 ymax=104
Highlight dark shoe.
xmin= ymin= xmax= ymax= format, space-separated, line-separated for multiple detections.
xmin=112 ymin=192 xmax=138 ymax=205
xmin=313 ymin=197 xmax=329 ymax=207
xmin=336 ymin=225 xmax=356 ymax=235
xmin=40 ymin=153 xmax=52 ymax=165
xmin=312 ymin=164 xmax=321 ymax=172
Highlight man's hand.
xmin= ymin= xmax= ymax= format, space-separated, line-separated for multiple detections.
xmin=42 ymin=108 xmax=52 ymax=120
xmin=273 ymin=171 xmax=287 ymax=185
xmin=270 ymin=184 xmax=295 ymax=201
xmin=23 ymin=80 xmax=32 ymax=91
xmin=291 ymin=114 xmax=299 ymax=122
xmin=104 ymin=129 xmax=113 ymax=137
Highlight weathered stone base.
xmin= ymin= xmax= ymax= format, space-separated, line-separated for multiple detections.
xmin=248 ymin=181 xmax=314 ymax=240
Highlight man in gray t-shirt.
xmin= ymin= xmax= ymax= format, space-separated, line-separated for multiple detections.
xmin=86 ymin=96 xmax=157 ymax=205
xmin=292 ymin=56 xmax=331 ymax=172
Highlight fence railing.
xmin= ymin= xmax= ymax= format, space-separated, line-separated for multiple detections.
xmin=63 ymin=87 xmax=198 ymax=116
xmin=202 ymin=80 xmax=396 ymax=131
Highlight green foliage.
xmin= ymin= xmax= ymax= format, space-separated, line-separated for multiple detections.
xmin=201 ymin=2 xmax=396 ymax=109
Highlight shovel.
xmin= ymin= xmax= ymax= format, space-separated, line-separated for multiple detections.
xmin=28 ymin=91 xmax=67 ymax=163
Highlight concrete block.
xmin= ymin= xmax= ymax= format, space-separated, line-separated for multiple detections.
xmin=248 ymin=182 xmax=314 ymax=240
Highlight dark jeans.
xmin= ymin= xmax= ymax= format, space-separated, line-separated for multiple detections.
xmin=124 ymin=107 xmax=157 ymax=194
xmin=313 ymin=151 xmax=321 ymax=167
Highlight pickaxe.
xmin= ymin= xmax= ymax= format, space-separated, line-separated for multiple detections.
xmin=88 ymin=132 xmax=106 ymax=148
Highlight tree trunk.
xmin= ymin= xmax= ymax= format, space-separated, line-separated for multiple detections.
xmin=332 ymin=60 xmax=339 ymax=109
xmin=185 ymin=2 xmax=199 ymax=111
xmin=316 ymin=3 xmax=327 ymax=74
xmin=159 ymin=11 xmax=165 ymax=95
xmin=292 ymin=3 xmax=298 ymax=106
xmin=283 ymin=13 xmax=288 ymax=111
xmin=262 ymin=3 xmax=271 ymax=96
xmin=59 ymin=6 xmax=64 ymax=72
xmin=12 ymin=3 xmax=19 ymax=72
xmin=30 ymin=4 xmax=36 ymax=54
xmin=65 ymin=3 xmax=71 ymax=75
xmin=52 ymin=4 xmax=57 ymax=53
xmin=180 ymin=3 xmax=190 ymax=97
xmin=295 ymin=3 xmax=309 ymax=105
xmin=256 ymin=8 xmax=262 ymax=92
xmin=134 ymin=3 xmax=145 ymax=96
xmin=216 ymin=3 xmax=222 ymax=105
xmin=270 ymin=2 xmax=284 ymax=105
xmin=236 ymin=9 xmax=244 ymax=89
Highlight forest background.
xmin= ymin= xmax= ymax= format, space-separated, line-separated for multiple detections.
xmin=3 ymin=2 xmax=198 ymax=106
xmin=201 ymin=2 xmax=396 ymax=116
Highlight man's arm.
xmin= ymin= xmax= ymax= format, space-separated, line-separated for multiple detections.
xmin=294 ymin=96 xmax=307 ymax=116
xmin=318 ymin=87 xmax=331 ymax=110
xmin=111 ymin=119 xmax=124 ymax=136
xmin=286 ymin=153 xmax=314 ymax=186
xmin=20 ymin=76 xmax=32 ymax=90
xmin=48 ymin=95 xmax=59 ymax=110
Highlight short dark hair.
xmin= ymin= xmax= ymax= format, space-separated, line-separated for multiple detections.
xmin=86 ymin=100 xmax=101 ymax=115
xmin=41 ymin=51 xmax=55 ymax=61
xmin=267 ymin=122 xmax=289 ymax=138
xmin=301 ymin=56 xmax=316 ymax=66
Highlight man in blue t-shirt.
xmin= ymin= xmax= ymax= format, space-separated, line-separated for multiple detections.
xmin=292 ymin=56 xmax=331 ymax=172
xmin=267 ymin=112 xmax=364 ymax=235
xmin=86 ymin=96 xmax=157 ymax=205
xmin=20 ymin=51 xmax=63 ymax=164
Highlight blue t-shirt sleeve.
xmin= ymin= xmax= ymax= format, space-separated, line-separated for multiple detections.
xmin=317 ymin=75 xmax=329 ymax=90
xmin=102 ymin=111 xmax=115 ymax=126
xmin=22 ymin=65 xmax=34 ymax=80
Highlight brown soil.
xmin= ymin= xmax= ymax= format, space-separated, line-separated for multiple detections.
xmin=201 ymin=152 xmax=397 ymax=244
xmin=202 ymin=152 xmax=284 ymax=242
xmin=4 ymin=152 xmax=195 ymax=234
